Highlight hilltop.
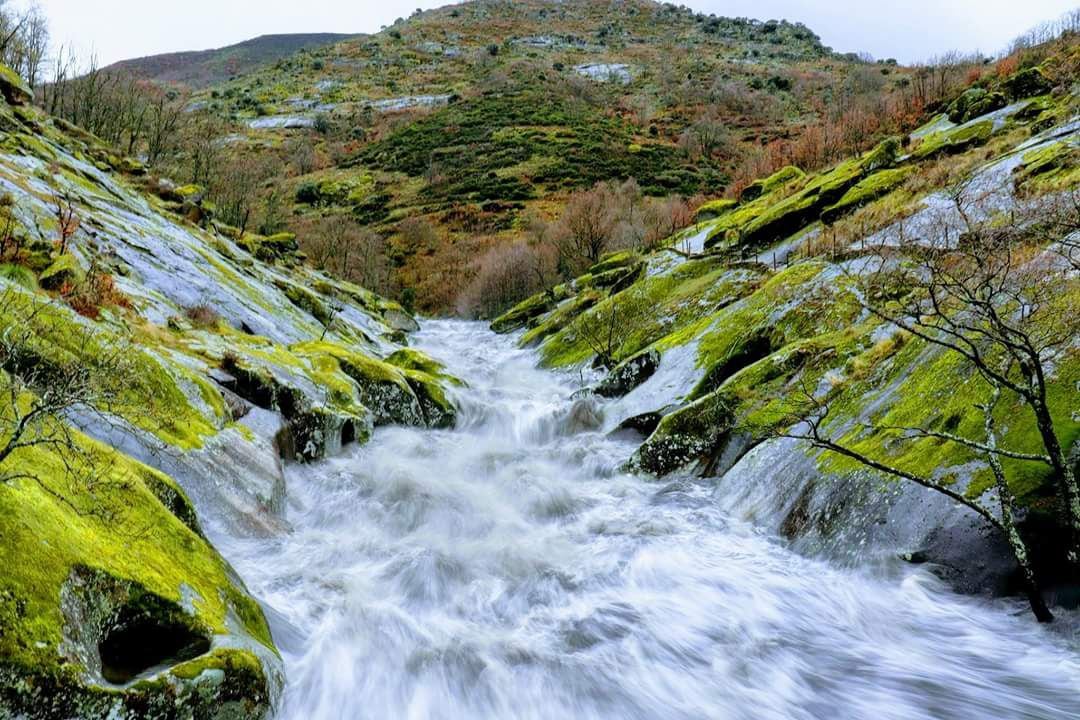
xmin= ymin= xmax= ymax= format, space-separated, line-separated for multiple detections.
xmin=102 ymin=33 xmax=357 ymax=88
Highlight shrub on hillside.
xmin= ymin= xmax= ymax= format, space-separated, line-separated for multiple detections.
xmin=457 ymin=240 xmax=558 ymax=319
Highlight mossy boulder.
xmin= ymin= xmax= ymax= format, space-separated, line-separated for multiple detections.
xmin=293 ymin=342 xmax=425 ymax=427
xmin=520 ymin=290 xmax=602 ymax=349
xmin=594 ymin=349 xmax=660 ymax=398
xmin=295 ymin=178 xmax=369 ymax=207
xmin=695 ymin=198 xmax=738 ymax=221
xmin=272 ymin=279 xmax=331 ymax=326
xmin=168 ymin=184 xmax=205 ymax=204
xmin=735 ymin=158 xmax=864 ymax=248
xmin=860 ymin=137 xmax=902 ymax=173
xmin=0 ymin=427 xmax=280 ymax=719
xmin=633 ymin=392 xmax=733 ymax=475
xmin=1013 ymin=141 xmax=1079 ymax=192
xmin=219 ymin=349 xmax=370 ymax=461
xmin=726 ymin=144 xmax=896 ymax=250
xmin=380 ymin=305 xmax=420 ymax=333
xmin=385 ymin=348 xmax=464 ymax=386
xmin=1013 ymin=95 xmax=1054 ymax=124
xmin=491 ymin=290 xmax=560 ymax=333
xmin=740 ymin=165 xmax=804 ymax=202
xmin=401 ymin=369 xmax=456 ymax=429
xmin=911 ymin=120 xmax=993 ymax=160
xmin=587 ymin=250 xmax=640 ymax=276
xmin=821 ymin=166 xmax=914 ymax=224
xmin=576 ymin=260 xmax=644 ymax=293
xmin=38 ymin=254 xmax=85 ymax=291
xmin=0 ymin=64 xmax=32 ymax=106
xmin=256 ymin=233 xmax=299 ymax=262
xmin=946 ymin=88 xmax=1006 ymax=124
xmin=1003 ymin=67 xmax=1053 ymax=100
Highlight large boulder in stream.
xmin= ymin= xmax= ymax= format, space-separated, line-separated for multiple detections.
xmin=594 ymin=350 xmax=660 ymax=398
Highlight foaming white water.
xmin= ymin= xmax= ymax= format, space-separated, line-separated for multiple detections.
xmin=219 ymin=320 xmax=1080 ymax=720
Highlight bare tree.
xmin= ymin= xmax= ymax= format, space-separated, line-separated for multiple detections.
xmin=867 ymin=185 xmax=1080 ymax=555
xmin=574 ymin=288 xmax=651 ymax=370
xmin=555 ymin=183 xmax=618 ymax=274
xmin=295 ymin=214 xmax=394 ymax=295
xmin=143 ymin=85 xmax=188 ymax=166
xmin=51 ymin=187 xmax=80 ymax=254
xmin=0 ymin=288 xmax=149 ymax=514
xmin=38 ymin=46 xmax=191 ymax=168
xmin=0 ymin=1 xmax=48 ymax=87
xmin=784 ymin=380 xmax=1054 ymax=622
xmin=771 ymin=181 xmax=1080 ymax=622
xmin=457 ymin=240 xmax=558 ymax=319
xmin=678 ymin=107 xmax=732 ymax=160
xmin=1030 ymin=187 xmax=1080 ymax=273
xmin=209 ymin=152 xmax=279 ymax=234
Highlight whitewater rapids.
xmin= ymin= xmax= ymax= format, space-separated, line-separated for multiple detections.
xmin=218 ymin=320 xmax=1080 ymax=720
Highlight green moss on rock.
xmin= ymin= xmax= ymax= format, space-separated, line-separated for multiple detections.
xmin=1013 ymin=140 xmax=1079 ymax=192
xmin=695 ymin=198 xmax=738 ymax=222
xmin=1003 ymin=67 xmax=1053 ymax=100
xmin=0 ymin=64 xmax=32 ymax=106
xmin=0 ymin=263 xmax=38 ymax=290
xmin=0 ymin=424 xmax=277 ymax=719
xmin=912 ymin=120 xmax=993 ymax=160
xmin=740 ymin=165 xmax=805 ymax=202
xmin=947 ymin=88 xmax=1007 ymax=124
xmin=821 ymin=167 xmax=915 ymax=224
xmin=385 ymin=348 xmax=464 ymax=387
xmin=632 ymin=392 xmax=732 ymax=475
xmin=491 ymin=290 xmax=560 ymax=333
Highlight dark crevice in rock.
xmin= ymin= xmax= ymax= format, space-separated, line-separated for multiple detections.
xmin=695 ymin=333 xmax=775 ymax=398
xmin=614 ymin=411 xmax=664 ymax=438
xmin=220 ymin=355 xmax=361 ymax=462
xmin=99 ymin=610 xmax=211 ymax=685
xmin=60 ymin=565 xmax=213 ymax=687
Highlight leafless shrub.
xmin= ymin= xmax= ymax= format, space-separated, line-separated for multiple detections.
xmin=0 ymin=288 xmax=153 ymax=517
xmin=574 ymin=288 xmax=652 ymax=370
xmin=294 ymin=214 xmax=395 ymax=296
xmin=457 ymin=239 xmax=558 ymax=319
xmin=184 ymin=303 xmax=221 ymax=329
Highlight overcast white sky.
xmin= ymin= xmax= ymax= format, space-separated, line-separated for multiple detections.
xmin=32 ymin=0 xmax=1080 ymax=66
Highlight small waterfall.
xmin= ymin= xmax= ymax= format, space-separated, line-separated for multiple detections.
xmin=215 ymin=320 xmax=1080 ymax=720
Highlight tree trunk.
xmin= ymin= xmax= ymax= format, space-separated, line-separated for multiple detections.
xmin=1031 ymin=397 xmax=1080 ymax=573
xmin=1002 ymin=516 xmax=1054 ymax=623
xmin=986 ymin=390 xmax=1054 ymax=622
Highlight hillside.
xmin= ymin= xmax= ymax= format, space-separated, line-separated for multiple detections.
xmin=102 ymin=33 xmax=356 ymax=87
xmin=0 ymin=64 xmax=459 ymax=716
xmin=179 ymin=0 xmax=910 ymax=313
xmin=491 ymin=48 xmax=1080 ymax=594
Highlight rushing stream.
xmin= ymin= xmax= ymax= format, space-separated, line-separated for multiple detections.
xmin=218 ymin=320 xmax=1080 ymax=720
